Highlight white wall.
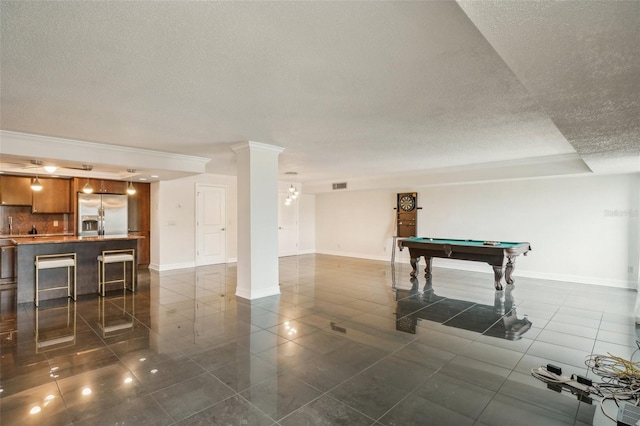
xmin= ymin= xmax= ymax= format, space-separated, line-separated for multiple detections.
xmin=299 ymin=193 xmax=316 ymax=254
xmin=316 ymin=190 xmax=397 ymax=260
xmin=151 ymin=174 xmax=317 ymax=270
xmin=316 ymin=173 xmax=640 ymax=288
xmin=151 ymin=173 xmax=237 ymax=271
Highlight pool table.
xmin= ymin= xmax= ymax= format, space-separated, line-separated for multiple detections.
xmin=398 ymin=237 xmax=531 ymax=290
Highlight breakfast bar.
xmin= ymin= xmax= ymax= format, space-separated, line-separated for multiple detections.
xmin=12 ymin=235 xmax=142 ymax=304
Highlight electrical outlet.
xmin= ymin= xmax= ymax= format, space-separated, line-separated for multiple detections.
xmin=53 ymin=220 xmax=58 ymax=227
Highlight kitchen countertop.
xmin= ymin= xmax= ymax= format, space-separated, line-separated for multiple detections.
xmin=0 ymin=233 xmax=74 ymax=238
xmin=9 ymin=235 xmax=144 ymax=245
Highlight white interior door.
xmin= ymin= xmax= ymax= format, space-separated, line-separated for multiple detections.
xmin=196 ymin=185 xmax=226 ymax=265
xmin=278 ymin=192 xmax=298 ymax=257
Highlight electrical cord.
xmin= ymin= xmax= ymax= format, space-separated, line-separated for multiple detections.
xmin=530 ymin=341 xmax=640 ymax=422
xmin=584 ymin=341 xmax=640 ymax=422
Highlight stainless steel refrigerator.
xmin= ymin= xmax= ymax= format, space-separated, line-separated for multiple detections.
xmin=78 ymin=193 xmax=128 ymax=236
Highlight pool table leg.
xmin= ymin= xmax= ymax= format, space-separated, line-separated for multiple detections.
xmin=492 ymin=265 xmax=504 ymax=290
xmin=424 ymin=257 xmax=433 ymax=277
xmin=505 ymin=256 xmax=516 ymax=285
xmin=410 ymin=257 xmax=419 ymax=277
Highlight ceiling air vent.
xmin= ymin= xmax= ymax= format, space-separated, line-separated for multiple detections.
xmin=332 ymin=182 xmax=347 ymax=190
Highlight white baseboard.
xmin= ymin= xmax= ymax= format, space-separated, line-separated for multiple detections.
xmin=296 ymin=249 xmax=316 ymax=255
xmin=235 ymin=285 xmax=280 ymax=300
xmin=317 ymin=250 xmax=636 ymax=289
xmin=315 ymin=249 xmax=391 ymax=263
xmin=426 ymin=258 xmax=635 ymax=289
xmin=151 ymin=261 xmax=196 ymax=272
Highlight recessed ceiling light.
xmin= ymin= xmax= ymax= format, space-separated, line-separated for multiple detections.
xmin=151 ymin=175 xmax=159 ymax=178
xmin=138 ymin=177 xmax=147 ymax=181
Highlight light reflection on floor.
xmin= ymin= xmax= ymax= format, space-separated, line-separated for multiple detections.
xmin=0 ymin=254 xmax=636 ymax=425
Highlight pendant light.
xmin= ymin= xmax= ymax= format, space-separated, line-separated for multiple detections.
xmin=127 ymin=181 xmax=136 ymax=195
xmin=31 ymin=176 xmax=43 ymax=191
xmin=283 ymin=172 xmax=300 ymax=206
xmin=126 ymin=169 xmax=136 ymax=195
xmin=284 ymin=185 xmax=300 ymax=206
xmin=82 ymin=178 xmax=93 ymax=194
xmin=81 ymin=165 xmax=94 ymax=193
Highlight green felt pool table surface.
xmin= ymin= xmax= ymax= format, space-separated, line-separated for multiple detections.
xmin=403 ymin=237 xmax=526 ymax=249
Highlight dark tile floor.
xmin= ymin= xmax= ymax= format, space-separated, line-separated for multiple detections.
xmin=0 ymin=254 xmax=636 ymax=425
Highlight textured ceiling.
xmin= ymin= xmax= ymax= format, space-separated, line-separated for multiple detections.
xmin=0 ymin=1 xmax=638 ymax=186
xmin=458 ymin=0 xmax=640 ymax=174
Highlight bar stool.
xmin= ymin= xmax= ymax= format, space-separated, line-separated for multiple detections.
xmin=97 ymin=249 xmax=136 ymax=296
xmin=35 ymin=253 xmax=76 ymax=307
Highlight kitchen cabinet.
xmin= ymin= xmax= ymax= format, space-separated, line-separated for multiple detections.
xmin=32 ymin=178 xmax=72 ymax=213
xmin=127 ymin=182 xmax=150 ymax=266
xmin=127 ymin=182 xmax=150 ymax=231
xmin=88 ymin=178 xmax=127 ymax=194
xmin=0 ymin=175 xmax=32 ymax=206
xmin=129 ymin=231 xmax=150 ymax=265
xmin=73 ymin=178 xmax=127 ymax=195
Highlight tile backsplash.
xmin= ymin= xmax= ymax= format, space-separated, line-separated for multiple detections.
xmin=0 ymin=206 xmax=71 ymax=235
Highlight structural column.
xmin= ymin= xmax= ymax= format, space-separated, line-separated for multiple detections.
xmin=231 ymin=141 xmax=284 ymax=300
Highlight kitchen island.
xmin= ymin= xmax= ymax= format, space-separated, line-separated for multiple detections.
xmin=12 ymin=235 xmax=142 ymax=304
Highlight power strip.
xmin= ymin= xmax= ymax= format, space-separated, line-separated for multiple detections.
xmin=533 ymin=367 xmax=591 ymax=393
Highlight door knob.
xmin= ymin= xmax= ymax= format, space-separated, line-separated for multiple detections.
xmin=221 ymin=228 xmax=226 ymax=231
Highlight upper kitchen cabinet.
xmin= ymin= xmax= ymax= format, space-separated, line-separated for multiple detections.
xmin=32 ymin=178 xmax=72 ymax=213
xmin=85 ymin=179 xmax=127 ymax=194
xmin=73 ymin=178 xmax=126 ymax=195
xmin=0 ymin=175 xmax=33 ymax=206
